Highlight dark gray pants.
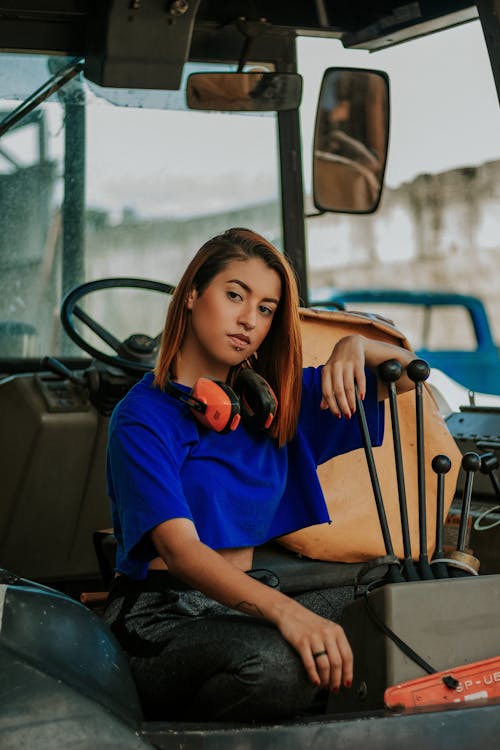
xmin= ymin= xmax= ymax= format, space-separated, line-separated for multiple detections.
xmin=103 ymin=572 xmax=354 ymax=722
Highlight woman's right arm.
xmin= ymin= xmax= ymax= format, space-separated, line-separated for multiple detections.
xmin=151 ymin=517 xmax=353 ymax=693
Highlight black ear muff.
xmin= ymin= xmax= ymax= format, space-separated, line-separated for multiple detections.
xmin=233 ymin=369 xmax=278 ymax=431
xmin=164 ymin=378 xmax=240 ymax=433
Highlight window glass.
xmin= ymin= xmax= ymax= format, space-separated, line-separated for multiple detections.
xmin=0 ymin=55 xmax=282 ymax=359
xmin=298 ymin=22 xmax=500 ymax=351
xmin=0 ymin=95 xmax=63 ymax=358
xmin=336 ymin=302 xmax=476 ymax=352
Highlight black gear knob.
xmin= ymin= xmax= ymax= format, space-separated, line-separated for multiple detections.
xmin=432 ymin=454 xmax=452 ymax=475
xmin=377 ymin=359 xmax=403 ymax=383
xmin=406 ymin=359 xmax=431 ymax=383
xmin=462 ymin=452 xmax=481 ymax=473
xmin=480 ymin=452 xmax=499 ymax=474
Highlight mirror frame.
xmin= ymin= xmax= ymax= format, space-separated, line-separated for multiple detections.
xmin=312 ymin=67 xmax=390 ymax=215
xmin=186 ymin=72 xmax=303 ymax=112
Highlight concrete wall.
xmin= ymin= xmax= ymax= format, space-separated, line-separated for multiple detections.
xmin=86 ymin=200 xmax=282 ymax=284
xmin=307 ymin=160 xmax=500 ymax=342
xmin=81 ymin=201 xmax=283 ymax=342
xmin=83 ymin=159 xmax=500 ymax=346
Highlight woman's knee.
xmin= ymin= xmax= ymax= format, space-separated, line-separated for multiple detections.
xmin=197 ymin=644 xmax=318 ymax=722
xmin=230 ymin=637 xmax=318 ymax=719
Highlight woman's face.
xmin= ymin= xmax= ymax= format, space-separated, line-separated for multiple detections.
xmin=182 ymin=257 xmax=282 ymax=381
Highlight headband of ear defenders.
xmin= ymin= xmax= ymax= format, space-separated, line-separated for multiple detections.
xmin=164 ymin=377 xmax=241 ymax=433
xmin=233 ymin=369 xmax=278 ymax=431
xmin=164 ymin=370 xmax=278 ymax=433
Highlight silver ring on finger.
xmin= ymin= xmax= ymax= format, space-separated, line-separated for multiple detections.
xmin=312 ymin=650 xmax=328 ymax=660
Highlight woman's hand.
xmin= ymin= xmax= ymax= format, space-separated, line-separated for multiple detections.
xmin=274 ymin=600 xmax=353 ymax=692
xmin=320 ymin=334 xmax=416 ymax=417
xmin=320 ymin=334 xmax=366 ymax=418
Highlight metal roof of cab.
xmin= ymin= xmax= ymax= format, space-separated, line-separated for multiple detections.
xmin=0 ymin=1 xmax=479 ymax=61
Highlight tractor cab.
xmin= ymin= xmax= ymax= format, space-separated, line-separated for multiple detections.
xmin=2 ymin=3 xmax=500 ymax=748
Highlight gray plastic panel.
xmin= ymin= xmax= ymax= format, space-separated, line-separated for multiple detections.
xmin=0 ymin=374 xmax=111 ymax=580
xmin=331 ymin=574 xmax=500 ymax=712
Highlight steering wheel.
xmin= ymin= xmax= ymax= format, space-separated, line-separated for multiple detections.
xmin=60 ymin=277 xmax=175 ymax=374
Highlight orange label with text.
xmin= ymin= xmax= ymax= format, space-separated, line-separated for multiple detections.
xmin=385 ymin=656 xmax=500 ymax=710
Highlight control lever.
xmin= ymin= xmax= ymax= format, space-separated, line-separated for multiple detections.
xmin=377 ymin=359 xmax=419 ymax=582
xmin=430 ymin=454 xmax=451 ymax=579
xmin=355 ymin=382 xmax=404 ymax=583
xmin=42 ymin=356 xmax=87 ymax=388
xmin=406 ymin=359 xmax=434 ymax=580
xmin=448 ymin=452 xmax=481 ymax=577
xmin=479 ymin=452 xmax=500 ymax=499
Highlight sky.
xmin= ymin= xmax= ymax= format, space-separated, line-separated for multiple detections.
xmin=298 ymin=20 xmax=500 ymax=188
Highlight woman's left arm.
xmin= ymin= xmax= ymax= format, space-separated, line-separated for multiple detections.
xmin=320 ymin=334 xmax=415 ymax=419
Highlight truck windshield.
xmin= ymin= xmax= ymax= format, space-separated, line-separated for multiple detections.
xmin=0 ymin=55 xmax=281 ymax=359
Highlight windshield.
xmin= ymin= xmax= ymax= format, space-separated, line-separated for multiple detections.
xmin=0 ymin=55 xmax=282 ymax=359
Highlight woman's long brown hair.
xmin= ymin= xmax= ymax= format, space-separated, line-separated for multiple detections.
xmin=153 ymin=228 xmax=303 ymax=446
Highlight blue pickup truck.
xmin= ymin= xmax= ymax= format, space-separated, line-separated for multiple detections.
xmin=310 ymin=289 xmax=500 ymax=396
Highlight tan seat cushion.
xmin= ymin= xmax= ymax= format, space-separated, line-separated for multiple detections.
xmin=277 ymin=308 xmax=462 ymax=562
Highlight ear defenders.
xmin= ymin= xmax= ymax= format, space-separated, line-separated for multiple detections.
xmin=164 ymin=369 xmax=277 ymax=434
xmin=236 ymin=368 xmax=277 ymax=432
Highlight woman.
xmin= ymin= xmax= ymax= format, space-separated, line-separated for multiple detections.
xmin=104 ymin=227 xmax=415 ymax=722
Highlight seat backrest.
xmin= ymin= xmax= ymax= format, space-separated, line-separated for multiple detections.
xmin=278 ymin=309 xmax=462 ymax=562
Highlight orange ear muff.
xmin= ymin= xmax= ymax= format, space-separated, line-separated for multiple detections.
xmin=164 ymin=378 xmax=240 ymax=433
xmin=233 ymin=369 xmax=278 ymax=431
xmin=191 ymin=378 xmax=241 ymax=433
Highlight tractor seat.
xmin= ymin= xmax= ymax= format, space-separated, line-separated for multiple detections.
xmin=92 ymin=530 xmax=391 ymax=594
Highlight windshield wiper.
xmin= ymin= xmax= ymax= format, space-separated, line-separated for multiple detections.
xmin=0 ymin=57 xmax=84 ymax=139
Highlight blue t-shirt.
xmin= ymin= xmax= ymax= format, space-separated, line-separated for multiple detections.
xmin=107 ymin=367 xmax=384 ymax=579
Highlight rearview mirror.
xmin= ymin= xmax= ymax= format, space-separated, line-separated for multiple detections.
xmin=186 ymin=72 xmax=302 ymax=112
xmin=313 ymin=68 xmax=390 ymax=214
